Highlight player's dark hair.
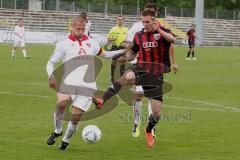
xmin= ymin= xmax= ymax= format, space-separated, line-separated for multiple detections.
xmin=192 ymin=24 xmax=196 ymax=27
xmin=141 ymin=8 xmax=156 ymax=18
xmin=144 ymin=3 xmax=158 ymax=12
xmin=18 ymin=18 xmax=23 ymax=22
xmin=80 ymin=10 xmax=87 ymax=19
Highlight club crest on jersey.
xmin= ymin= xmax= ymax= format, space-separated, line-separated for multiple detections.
xmin=86 ymin=43 xmax=91 ymax=48
xmin=154 ymin=34 xmax=160 ymax=40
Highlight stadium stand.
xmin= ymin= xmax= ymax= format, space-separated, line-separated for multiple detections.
xmin=166 ymin=16 xmax=240 ymax=46
xmin=0 ymin=8 xmax=240 ymax=46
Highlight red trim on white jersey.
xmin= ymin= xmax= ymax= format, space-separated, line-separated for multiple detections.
xmin=68 ymin=34 xmax=89 ymax=46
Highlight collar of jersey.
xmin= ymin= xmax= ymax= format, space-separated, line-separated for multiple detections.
xmin=68 ymin=34 xmax=88 ymax=45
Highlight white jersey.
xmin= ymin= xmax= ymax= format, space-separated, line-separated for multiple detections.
xmin=49 ymin=34 xmax=102 ymax=91
xmin=85 ymin=20 xmax=91 ymax=35
xmin=125 ymin=21 xmax=144 ymax=64
xmin=126 ymin=21 xmax=144 ymax=42
xmin=14 ymin=25 xmax=25 ymax=42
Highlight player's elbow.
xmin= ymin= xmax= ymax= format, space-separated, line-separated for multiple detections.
xmin=170 ymin=36 xmax=176 ymax=44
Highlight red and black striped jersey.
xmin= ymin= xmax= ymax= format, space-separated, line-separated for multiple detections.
xmin=131 ymin=27 xmax=173 ymax=74
xmin=187 ymin=29 xmax=196 ymax=43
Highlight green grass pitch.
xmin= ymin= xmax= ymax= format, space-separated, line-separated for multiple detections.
xmin=0 ymin=44 xmax=239 ymax=160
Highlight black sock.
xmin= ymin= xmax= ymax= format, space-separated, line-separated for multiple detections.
xmin=146 ymin=114 xmax=160 ymax=133
xmin=192 ymin=52 xmax=195 ymax=58
xmin=111 ymin=62 xmax=116 ymax=83
xmin=103 ymin=81 xmax=122 ymax=103
xmin=187 ymin=51 xmax=191 ymax=58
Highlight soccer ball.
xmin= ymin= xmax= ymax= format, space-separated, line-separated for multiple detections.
xmin=82 ymin=125 xmax=102 ymax=144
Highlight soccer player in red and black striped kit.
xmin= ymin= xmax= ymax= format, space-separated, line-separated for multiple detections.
xmin=186 ymin=24 xmax=196 ymax=60
xmin=93 ymin=9 xmax=176 ymax=148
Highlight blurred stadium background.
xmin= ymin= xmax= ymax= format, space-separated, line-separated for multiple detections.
xmin=0 ymin=1 xmax=240 ymax=159
xmin=0 ymin=0 xmax=240 ymax=46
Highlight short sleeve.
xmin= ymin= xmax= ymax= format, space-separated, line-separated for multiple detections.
xmin=107 ymin=28 xmax=115 ymax=39
xmin=91 ymin=39 xmax=102 ymax=55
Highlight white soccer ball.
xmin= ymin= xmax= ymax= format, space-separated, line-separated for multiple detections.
xmin=82 ymin=125 xmax=102 ymax=144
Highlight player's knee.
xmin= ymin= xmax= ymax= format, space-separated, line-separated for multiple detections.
xmin=122 ymin=71 xmax=134 ymax=84
xmin=71 ymin=120 xmax=80 ymax=126
xmin=71 ymin=113 xmax=81 ymax=125
xmin=56 ymin=101 xmax=68 ymax=111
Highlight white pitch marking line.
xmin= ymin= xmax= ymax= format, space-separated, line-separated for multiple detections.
xmin=164 ymin=104 xmax=227 ymax=112
xmin=0 ymin=81 xmax=46 ymax=86
xmin=0 ymin=91 xmax=50 ymax=99
xmin=118 ymin=101 xmax=239 ymax=112
xmin=0 ymin=81 xmax=239 ymax=112
xmin=166 ymin=96 xmax=240 ymax=112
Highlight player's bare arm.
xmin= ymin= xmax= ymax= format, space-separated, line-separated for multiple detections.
xmin=158 ymin=28 xmax=176 ymax=43
xmin=98 ymin=48 xmax=126 ymax=59
xmin=169 ymin=44 xmax=178 ymax=73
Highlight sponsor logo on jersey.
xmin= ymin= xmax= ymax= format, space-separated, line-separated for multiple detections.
xmin=79 ymin=48 xmax=87 ymax=55
xmin=142 ymin=42 xmax=158 ymax=48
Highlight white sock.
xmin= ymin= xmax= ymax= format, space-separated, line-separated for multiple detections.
xmin=133 ymin=101 xmax=142 ymax=125
xmin=12 ymin=49 xmax=16 ymax=57
xmin=62 ymin=121 xmax=80 ymax=143
xmin=147 ymin=100 xmax=153 ymax=116
xmin=22 ymin=49 xmax=27 ymax=57
xmin=53 ymin=107 xmax=65 ymax=134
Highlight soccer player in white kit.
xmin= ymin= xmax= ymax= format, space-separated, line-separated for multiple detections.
xmin=126 ymin=3 xmax=178 ymax=138
xmin=11 ymin=19 xmax=29 ymax=59
xmin=46 ymin=16 xmax=126 ymax=150
xmin=80 ymin=10 xmax=91 ymax=36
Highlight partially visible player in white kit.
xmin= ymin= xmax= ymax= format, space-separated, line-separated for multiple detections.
xmin=80 ymin=10 xmax=91 ymax=36
xmin=11 ymin=19 xmax=29 ymax=59
xmin=46 ymin=16 xmax=125 ymax=151
xmin=126 ymin=3 xmax=178 ymax=138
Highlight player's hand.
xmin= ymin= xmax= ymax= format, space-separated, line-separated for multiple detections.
xmin=153 ymin=20 xmax=159 ymax=31
xmin=172 ymin=64 xmax=178 ymax=74
xmin=49 ymin=76 xmax=58 ymax=89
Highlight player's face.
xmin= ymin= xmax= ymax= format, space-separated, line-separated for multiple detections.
xmin=72 ymin=21 xmax=86 ymax=38
xmin=117 ymin=19 xmax=124 ymax=26
xmin=81 ymin=13 xmax=87 ymax=19
xmin=142 ymin=16 xmax=154 ymax=32
xmin=18 ymin=20 xmax=23 ymax=26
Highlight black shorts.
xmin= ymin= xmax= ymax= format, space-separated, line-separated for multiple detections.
xmin=130 ymin=64 xmax=164 ymax=102
xmin=188 ymin=42 xmax=195 ymax=48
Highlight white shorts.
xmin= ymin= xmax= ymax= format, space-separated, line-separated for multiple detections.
xmin=134 ymin=85 xmax=144 ymax=94
xmin=13 ymin=40 xmax=25 ymax=47
xmin=57 ymin=93 xmax=92 ymax=112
